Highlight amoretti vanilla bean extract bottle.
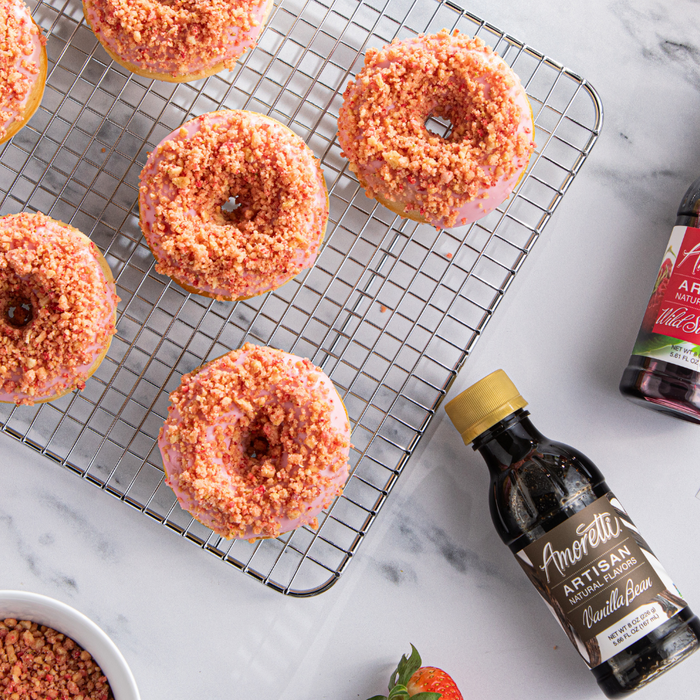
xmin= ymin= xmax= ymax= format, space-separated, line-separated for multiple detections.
xmin=445 ymin=370 xmax=700 ymax=697
xmin=620 ymin=175 xmax=700 ymax=421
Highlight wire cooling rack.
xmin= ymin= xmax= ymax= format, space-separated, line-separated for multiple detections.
xmin=0 ymin=0 xmax=603 ymax=595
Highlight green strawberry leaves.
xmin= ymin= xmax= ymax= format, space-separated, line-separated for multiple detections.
xmin=367 ymin=688 xmax=440 ymax=700
xmin=367 ymin=645 xmax=441 ymax=700
xmin=633 ymin=334 xmax=678 ymax=356
xmin=392 ymin=644 xmax=423 ymax=687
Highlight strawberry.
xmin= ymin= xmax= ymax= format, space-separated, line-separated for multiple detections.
xmin=368 ymin=645 xmax=463 ymax=700
xmin=641 ymin=256 xmax=674 ymax=333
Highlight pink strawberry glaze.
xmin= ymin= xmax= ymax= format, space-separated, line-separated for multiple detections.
xmin=337 ymin=32 xmax=536 ymax=229
xmin=158 ymin=345 xmax=351 ymax=540
xmin=83 ymin=0 xmax=272 ymax=79
xmin=0 ymin=214 xmax=118 ymax=404
xmin=139 ymin=111 xmax=328 ymax=300
xmin=0 ymin=0 xmax=45 ymax=141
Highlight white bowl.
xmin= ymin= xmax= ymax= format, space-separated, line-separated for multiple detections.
xmin=0 ymin=590 xmax=140 ymax=700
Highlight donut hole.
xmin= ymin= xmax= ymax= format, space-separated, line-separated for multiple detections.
xmin=246 ymin=433 xmax=270 ymax=461
xmin=242 ymin=420 xmax=285 ymax=478
xmin=220 ymin=189 xmax=257 ymax=224
xmin=222 ymin=195 xmax=241 ymax=214
xmin=425 ymin=112 xmax=454 ymax=139
xmin=3 ymin=294 xmax=33 ymax=328
xmin=425 ymin=89 xmax=486 ymax=143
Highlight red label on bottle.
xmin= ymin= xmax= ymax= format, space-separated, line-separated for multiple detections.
xmin=652 ymin=226 xmax=700 ymax=343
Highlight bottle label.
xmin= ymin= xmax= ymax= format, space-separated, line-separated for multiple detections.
xmin=515 ymin=493 xmax=686 ymax=667
xmin=632 ymin=225 xmax=700 ymax=369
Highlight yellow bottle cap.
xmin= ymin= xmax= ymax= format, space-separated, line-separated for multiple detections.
xmin=444 ymin=369 xmax=528 ymax=445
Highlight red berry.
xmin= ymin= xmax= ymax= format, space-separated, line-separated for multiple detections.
xmin=407 ymin=666 xmax=463 ymax=700
xmin=367 ymin=645 xmax=463 ymax=700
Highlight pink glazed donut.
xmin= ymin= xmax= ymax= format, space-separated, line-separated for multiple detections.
xmin=83 ymin=0 xmax=273 ymax=82
xmin=159 ymin=344 xmax=352 ymax=540
xmin=0 ymin=0 xmax=47 ymax=144
xmin=139 ymin=110 xmax=328 ymax=301
xmin=338 ymin=30 xmax=536 ymax=229
xmin=0 ymin=213 xmax=118 ymax=405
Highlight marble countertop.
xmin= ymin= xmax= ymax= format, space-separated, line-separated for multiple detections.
xmin=3 ymin=0 xmax=700 ymax=698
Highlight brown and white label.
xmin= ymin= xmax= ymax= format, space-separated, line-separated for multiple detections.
xmin=515 ymin=493 xmax=686 ymax=667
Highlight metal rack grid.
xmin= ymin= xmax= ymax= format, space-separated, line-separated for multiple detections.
xmin=0 ymin=0 xmax=602 ymax=595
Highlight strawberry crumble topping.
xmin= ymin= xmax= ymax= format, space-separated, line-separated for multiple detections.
xmin=0 ymin=212 xmax=119 ymax=405
xmin=84 ymin=0 xmax=270 ymax=79
xmin=0 ymin=618 xmax=114 ymax=700
xmin=337 ymin=30 xmax=536 ymax=228
xmin=159 ymin=344 xmax=352 ymax=540
xmin=139 ymin=111 xmax=328 ymax=300
xmin=0 ymin=0 xmax=46 ymax=142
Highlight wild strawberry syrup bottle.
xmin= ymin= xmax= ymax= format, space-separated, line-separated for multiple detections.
xmin=445 ymin=370 xmax=700 ymax=697
xmin=619 ymin=176 xmax=700 ymax=421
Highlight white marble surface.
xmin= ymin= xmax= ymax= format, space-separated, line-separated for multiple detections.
xmin=3 ymin=0 xmax=700 ymax=698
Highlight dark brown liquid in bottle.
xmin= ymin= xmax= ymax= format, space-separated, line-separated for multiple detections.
xmin=619 ymin=176 xmax=700 ymax=422
xmin=474 ymin=409 xmax=700 ymax=697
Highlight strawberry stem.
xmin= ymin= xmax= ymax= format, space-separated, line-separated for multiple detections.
xmin=392 ymin=645 xmax=423 ymax=688
xmin=367 ymin=645 xmax=442 ymax=700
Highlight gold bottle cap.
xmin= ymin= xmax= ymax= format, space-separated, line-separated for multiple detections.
xmin=444 ymin=369 xmax=528 ymax=445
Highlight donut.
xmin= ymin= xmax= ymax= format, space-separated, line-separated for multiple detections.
xmin=0 ymin=212 xmax=119 ymax=405
xmin=139 ymin=110 xmax=328 ymax=301
xmin=337 ymin=30 xmax=536 ymax=229
xmin=159 ymin=343 xmax=352 ymax=540
xmin=0 ymin=0 xmax=47 ymax=145
xmin=83 ymin=0 xmax=274 ymax=82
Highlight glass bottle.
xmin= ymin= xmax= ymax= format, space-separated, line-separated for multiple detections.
xmin=445 ymin=370 xmax=700 ymax=697
xmin=619 ymin=176 xmax=700 ymax=422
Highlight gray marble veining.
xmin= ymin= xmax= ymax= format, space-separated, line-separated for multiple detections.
xmin=2 ymin=0 xmax=700 ymax=698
